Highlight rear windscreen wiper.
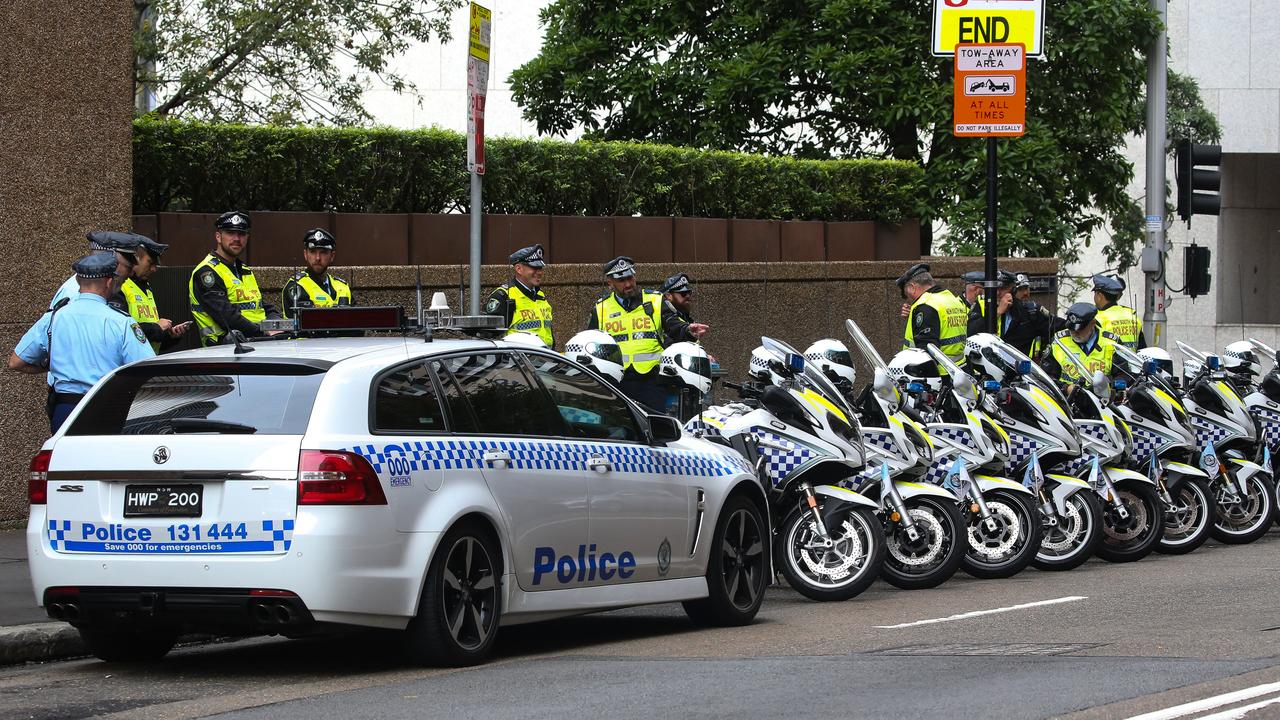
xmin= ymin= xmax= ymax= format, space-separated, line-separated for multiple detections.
xmin=168 ymin=418 xmax=258 ymax=434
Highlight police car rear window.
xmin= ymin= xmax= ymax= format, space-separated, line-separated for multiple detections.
xmin=65 ymin=363 xmax=325 ymax=436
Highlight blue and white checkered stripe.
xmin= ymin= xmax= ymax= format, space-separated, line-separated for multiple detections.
xmin=262 ymin=519 xmax=294 ymax=552
xmin=1254 ymin=407 xmax=1280 ymax=449
xmin=922 ymin=458 xmax=957 ymax=486
xmin=1128 ymin=425 xmax=1165 ymax=466
xmin=929 ymin=426 xmax=979 ymax=453
xmin=1077 ymin=423 xmax=1110 ymax=444
xmin=1192 ymin=417 xmax=1234 ymax=452
xmin=863 ymin=431 xmax=897 ymax=454
xmin=1004 ymin=432 xmax=1042 ymax=475
xmin=754 ymin=431 xmax=820 ymax=487
xmin=48 ymin=520 xmax=71 ymax=551
xmin=347 ymin=439 xmax=740 ymax=478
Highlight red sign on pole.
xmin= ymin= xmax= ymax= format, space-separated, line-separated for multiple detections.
xmin=953 ymin=43 xmax=1026 ymax=137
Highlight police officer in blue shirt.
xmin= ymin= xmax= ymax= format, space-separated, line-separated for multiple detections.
xmin=9 ymin=253 xmax=155 ymax=433
xmin=49 ymin=231 xmax=143 ymax=309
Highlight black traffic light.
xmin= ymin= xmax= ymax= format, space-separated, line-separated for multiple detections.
xmin=1185 ymin=244 xmax=1211 ymax=298
xmin=1175 ymin=140 xmax=1221 ymax=223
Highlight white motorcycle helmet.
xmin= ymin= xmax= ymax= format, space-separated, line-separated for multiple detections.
xmin=504 ymin=331 xmax=548 ymax=349
xmin=748 ymin=346 xmax=789 ymax=387
xmin=660 ymin=342 xmax=712 ymax=394
xmin=563 ymin=330 xmax=624 ymax=383
xmin=1223 ymin=340 xmax=1262 ymax=377
xmin=804 ymin=339 xmax=856 ymax=390
xmin=888 ymin=348 xmax=943 ymax=392
xmin=1136 ymin=347 xmax=1174 ymax=381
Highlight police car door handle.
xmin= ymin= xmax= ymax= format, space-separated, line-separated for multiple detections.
xmin=586 ymin=455 xmax=613 ymax=473
xmin=483 ymin=450 xmax=511 ymax=468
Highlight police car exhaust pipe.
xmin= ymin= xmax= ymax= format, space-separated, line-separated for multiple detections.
xmin=62 ymin=602 xmax=81 ymax=622
xmin=274 ymin=604 xmax=293 ymax=624
xmin=47 ymin=603 xmax=65 ymax=621
xmin=251 ymin=603 xmax=274 ymax=625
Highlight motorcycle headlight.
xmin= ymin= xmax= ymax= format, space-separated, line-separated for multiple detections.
xmin=904 ymin=422 xmax=933 ymax=462
xmin=826 ymin=411 xmax=860 ymax=444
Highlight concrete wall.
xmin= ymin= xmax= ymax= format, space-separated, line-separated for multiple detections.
xmin=0 ymin=0 xmax=134 ymax=523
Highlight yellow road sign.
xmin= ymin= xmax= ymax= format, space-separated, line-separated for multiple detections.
xmin=469 ymin=2 xmax=491 ymax=62
xmin=933 ymin=0 xmax=1044 ymax=58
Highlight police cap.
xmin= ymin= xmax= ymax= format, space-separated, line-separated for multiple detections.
xmin=961 ymin=271 xmax=985 ymax=285
xmin=660 ymin=273 xmax=692 ymax=295
xmin=86 ymin=230 xmax=143 ymax=255
xmin=895 ymin=263 xmax=931 ymax=290
xmin=997 ymin=270 xmax=1018 ymax=287
xmin=1092 ymin=274 xmax=1124 ymax=296
xmin=72 ymin=252 xmax=120 ymax=280
xmin=509 ymin=244 xmax=546 ymax=268
xmin=303 ymin=228 xmax=336 ymax=250
xmin=1065 ymin=302 xmax=1099 ymax=331
xmin=1014 ymin=273 xmax=1031 ymax=290
xmin=215 ymin=211 xmax=251 ymax=231
xmin=604 ymin=255 xmax=636 ymax=279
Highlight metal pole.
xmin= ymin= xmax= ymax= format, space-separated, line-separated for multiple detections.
xmin=985 ymin=136 xmax=998 ymax=334
xmin=469 ymin=171 xmax=482 ymax=315
xmin=1143 ymin=0 xmax=1169 ymax=348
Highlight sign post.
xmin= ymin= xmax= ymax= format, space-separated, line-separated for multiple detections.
xmin=952 ymin=43 xmax=1026 ymax=333
xmin=466 ymin=2 xmax=491 ymax=315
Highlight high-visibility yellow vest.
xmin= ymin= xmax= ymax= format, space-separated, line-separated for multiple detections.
xmin=904 ymin=288 xmax=969 ymax=365
xmin=121 ymin=277 xmax=161 ymax=352
xmin=595 ymin=291 xmax=664 ymax=374
xmin=287 ymin=272 xmax=352 ymax=309
xmin=1097 ymin=304 xmax=1142 ymax=349
xmin=188 ymin=254 xmax=266 ymax=347
xmin=1051 ymin=333 xmax=1116 ymax=384
xmin=505 ymin=283 xmax=553 ymax=347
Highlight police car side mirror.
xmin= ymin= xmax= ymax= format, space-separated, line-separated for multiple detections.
xmin=648 ymin=414 xmax=682 ymax=444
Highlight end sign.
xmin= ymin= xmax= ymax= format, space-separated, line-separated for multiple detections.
xmin=933 ymin=0 xmax=1044 ymax=58
xmin=953 ymin=44 xmax=1025 ymax=137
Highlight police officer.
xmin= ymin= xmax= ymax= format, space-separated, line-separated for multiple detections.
xmin=1092 ymin=274 xmax=1145 ymax=349
xmin=281 ymin=228 xmax=354 ymax=317
xmin=108 ymin=236 xmax=190 ymax=352
xmin=897 ymin=263 xmax=968 ymax=366
xmin=188 ymin=211 xmax=281 ymax=346
xmin=485 ymin=244 xmax=553 ymax=347
xmin=966 ymin=270 xmax=1018 ymax=337
xmin=8 ymin=253 xmax=154 ymax=432
xmin=960 ymin=271 xmax=985 ymax=308
xmin=589 ymin=256 xmax=708 ymax=410
xmin=1042 ymin=302 xmax=1117 ymax=386
xmin=660 ymin=273 xmax=694 ymax=323
xmin=50 ymin=231 xmax=142 ymax=309
xmin=1014 ymin=273 xmax=1032 ymax=302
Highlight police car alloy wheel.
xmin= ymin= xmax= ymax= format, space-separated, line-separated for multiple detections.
xmin=403 ymin=520 xmax=501 ymax=666
xmin=682 ymin=495 xmax=767 ymax=626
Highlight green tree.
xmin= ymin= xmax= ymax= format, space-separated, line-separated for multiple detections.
xmin=510 ymin=0 xmax=1218 ymax=269
xmin=134 ymin=0 xmax=464 ymax=125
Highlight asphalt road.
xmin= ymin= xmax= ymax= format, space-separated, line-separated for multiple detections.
xmin=4 ymin=533 xmax=1280 ymax=720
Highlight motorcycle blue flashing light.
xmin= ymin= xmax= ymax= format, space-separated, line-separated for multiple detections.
xmin=1143 ymin=360 xmax=1162 ymax=375
xmin=1114 ymin=379 xmax=1128 ymax=390
xmin=786 ymin=353 xmax=805 ymax=372
xmin=1207 ymin=356 xmax=1221 ymax=370
xmin=906 ymin=382 xmax=926 ymax=393
xmin=983 ymin=380 xmax=1001 ymax=392
xmin=1016 ymin=359 xmax=1032 ymax=374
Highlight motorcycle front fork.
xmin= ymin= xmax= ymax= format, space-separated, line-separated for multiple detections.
xmin=883 ymin=481 xmax=921 ymax=542
xmin=967 ymin=488 xmax=999 ymax=533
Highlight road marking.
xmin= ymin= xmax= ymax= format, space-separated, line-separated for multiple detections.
xmin=1126 ymin=681 xmax=1280 ymax=720
xmin=1196 ymin=695 xmax=1280 ymax=720
xmin=873 ymin=595 xmax=1087 ymax=629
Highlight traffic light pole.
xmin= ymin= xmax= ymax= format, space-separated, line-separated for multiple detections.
xmin=1142 ymin=0 xmax=1169 ymax=348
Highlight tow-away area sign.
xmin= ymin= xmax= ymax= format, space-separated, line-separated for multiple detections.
xmin=933 ymin=0 xmax=1044 ymax=58
xmin=953 ymin=44 xmax=1026 ymax=137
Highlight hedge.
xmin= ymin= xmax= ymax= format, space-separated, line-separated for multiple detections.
xmin=133 ymin=119 xmax=924 ymax=222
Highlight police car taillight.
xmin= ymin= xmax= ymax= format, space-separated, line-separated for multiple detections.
xmin=297 ymin=451 xmax=387 ymax=505
xmin=28 ymin=450 xmax=51 ymax=505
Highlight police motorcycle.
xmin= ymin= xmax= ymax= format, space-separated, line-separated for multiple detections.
xmin=1048 ymin=339 xmax=1166 ymax=563
xmin=835 ymin=320 xmax=967 ymax=590
xmin=885 ymin=345 xmax=1043 ymax=579
xmin=683 ymin=337 xmax=886 ymax=602
xmin=1105 ymin=344 xmax=1216 ymax=555
xmin=1224 ymin=339 xmax=1280 ymax=521
xmin=1175 ymin=341 xmax=1277 ymax=543
xmin=963 ymin=333 xmax=1105 ymax=571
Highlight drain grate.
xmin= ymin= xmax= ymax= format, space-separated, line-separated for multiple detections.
xmin=873 ymin=642 xmax=1106 ymax=656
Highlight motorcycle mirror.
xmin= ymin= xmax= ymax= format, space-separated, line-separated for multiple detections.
xmin=1092 ymin=370 xmax=1111 ymax=400
xmin=924 ymin=343 xmax=978 ymax=405
xmin=872 ymin=367 xmax=901 ymax=410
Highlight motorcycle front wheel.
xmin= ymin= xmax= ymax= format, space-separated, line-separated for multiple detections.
xmin=1033 ymin=490 xmax=1104 ymax=571
xmin=1095 ymin=481 xmax=1165 ymax=563
xmin=776 ymin=504 xmax=885 ymax=602
xmin=1156 ymin=477 xmax=1215 ymax=555
xmin=1211 ymin=472 xmax=1277 ymax=544
xmin=881 ymin=497 xmax=966 ymax=590
xmin=961 ymin=490 xmax=1043 ymax=579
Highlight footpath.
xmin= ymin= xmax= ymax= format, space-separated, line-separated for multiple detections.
xmin=0 ymin=528 xmax=86 ymax=664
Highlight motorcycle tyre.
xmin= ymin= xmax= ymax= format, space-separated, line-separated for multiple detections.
xmin=775 ymin=504 xmax=885 ymax=602
xmin=1032 ymin=490 xmax=1105 ymax=572
xmin=960 ymin=490 xmax=1043 ymax=580
xmin=1155 ymin=477 xmax=1215 ymax=555
xmin=1096 ymin=481 xmax=1165 ymax=563
xmin=881 ymin=497 xmax=966 ymax=591
xmin=1210 ymin=472 xmax=1277 ymax=545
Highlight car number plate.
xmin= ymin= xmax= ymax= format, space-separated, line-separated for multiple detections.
xmin=123 ymin=485 xmax=203 ymax=518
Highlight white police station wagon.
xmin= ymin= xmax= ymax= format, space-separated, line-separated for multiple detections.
xmin=27 ymin=308 xmax=769 ymax=666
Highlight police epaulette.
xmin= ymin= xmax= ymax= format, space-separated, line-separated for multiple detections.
xmin=206 ymin=255 xmax=221 ymax=266
xmin=108 ymin=304 xmax=131 ymax=316
xmin=331 ymin=273 xmax=347 ymax=284
xmin=291 ymin=270 xmax=307 ymax=280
